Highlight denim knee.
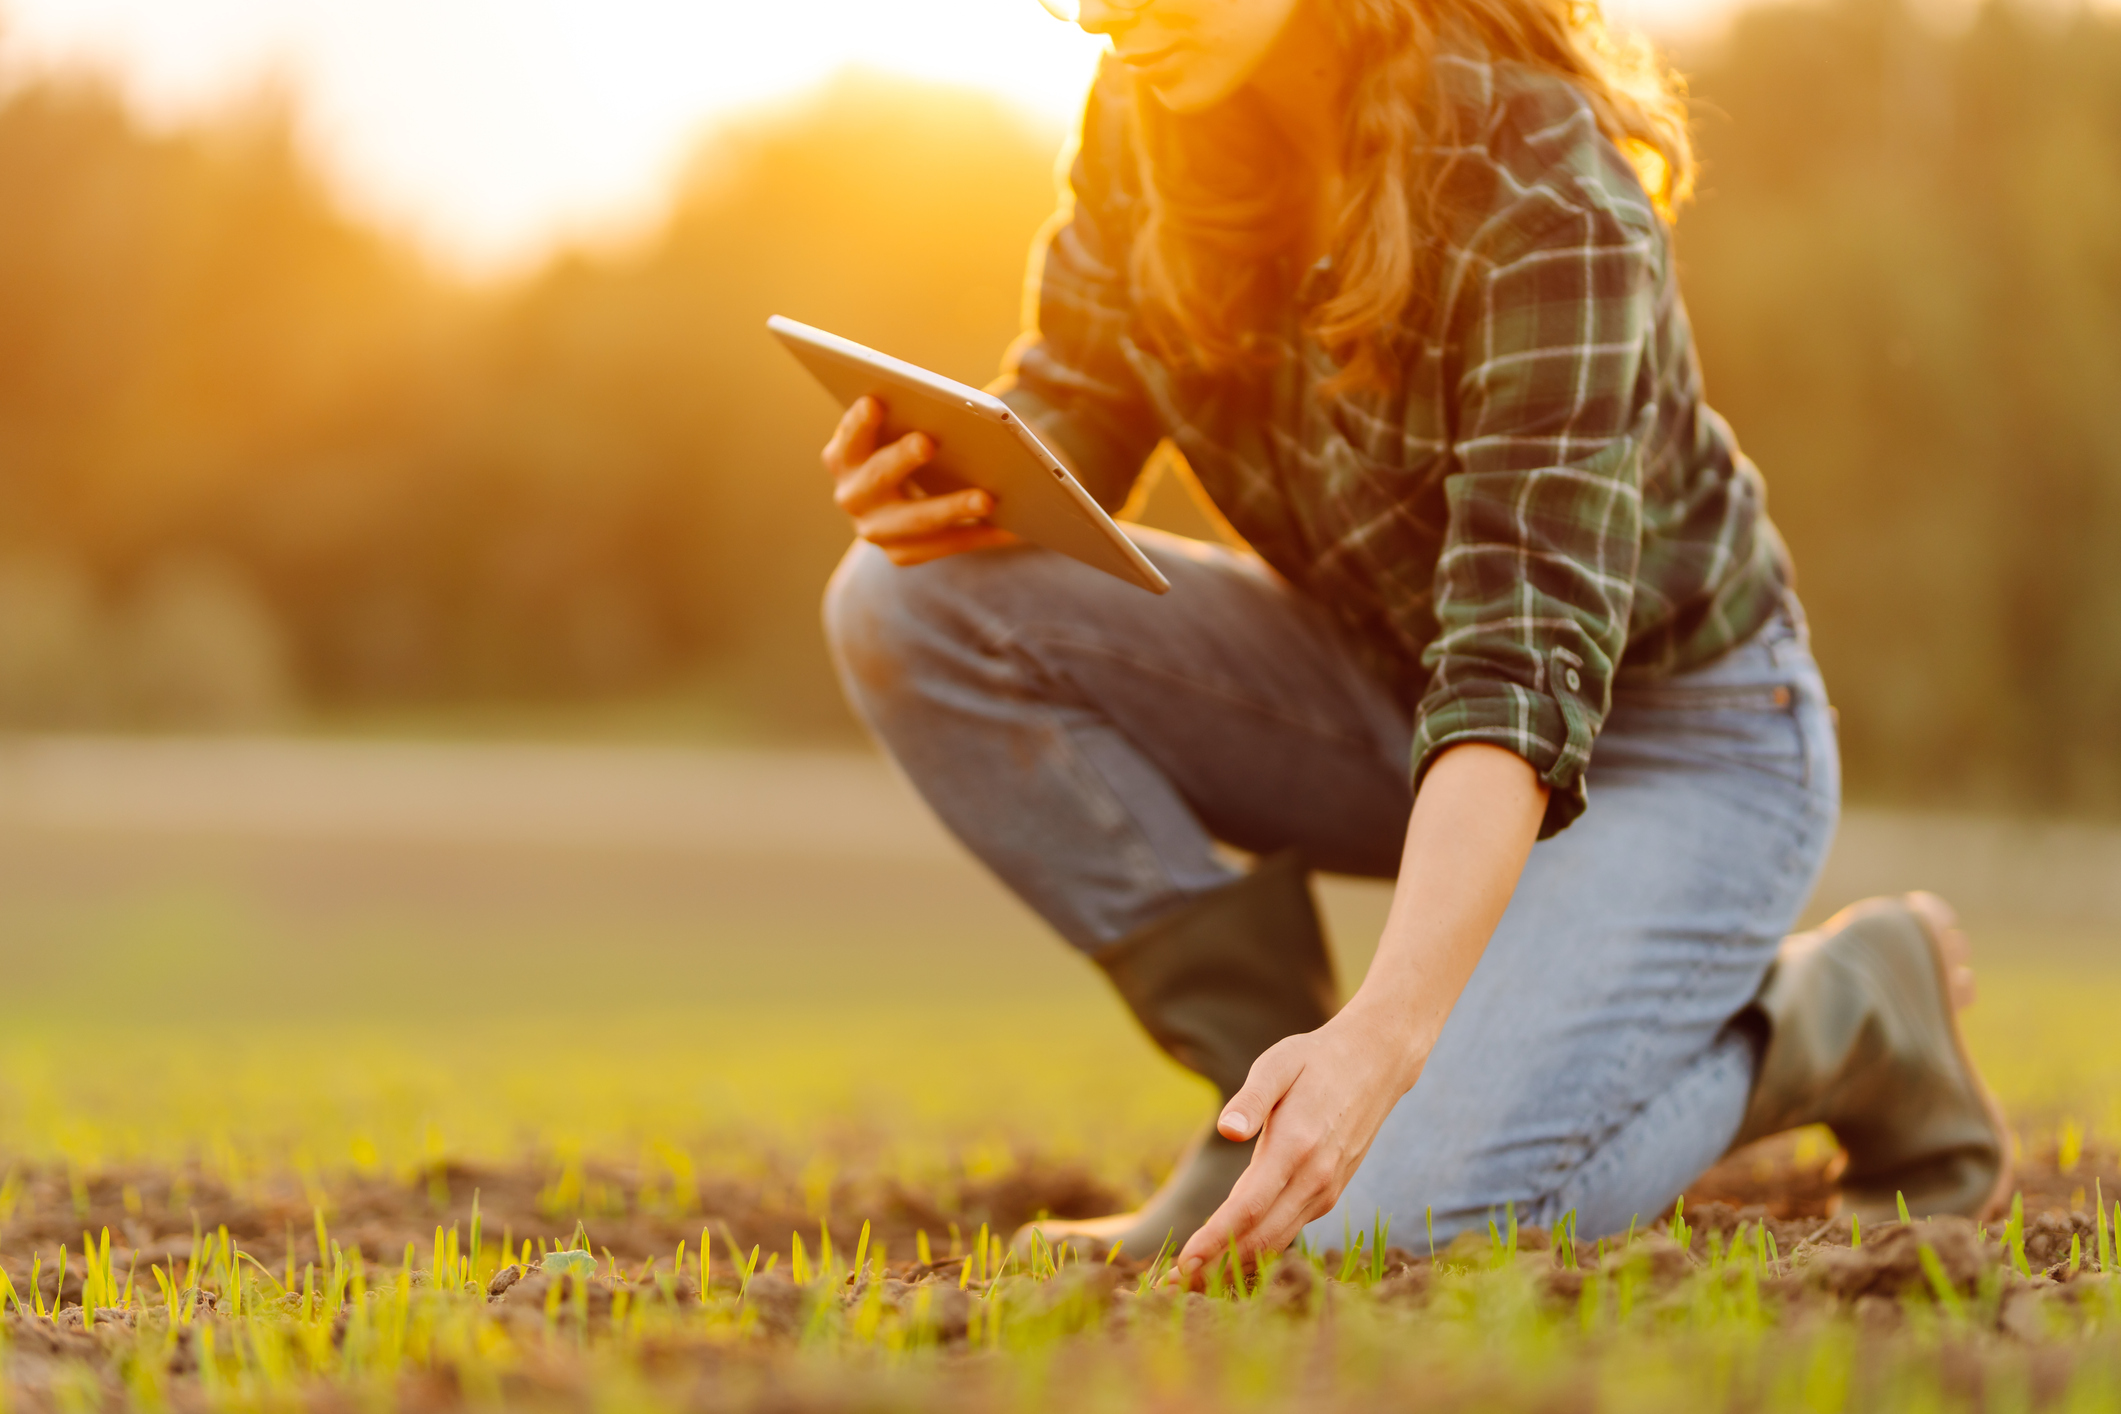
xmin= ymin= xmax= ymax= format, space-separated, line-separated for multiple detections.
xmin=822 ymin=540 xmax=1006 ymax=711
xmin=821 ymin=541 xmax=913 ymax=715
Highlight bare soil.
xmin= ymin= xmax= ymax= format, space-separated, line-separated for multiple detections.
xmin=6 ymin=1135 xmax=2121 ymax=1413
xmin=0 ymin=1131 xmax=2109 ymax=1292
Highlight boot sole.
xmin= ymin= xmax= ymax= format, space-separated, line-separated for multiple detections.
xmin=1903 ymin=895 xmax=2015 ymax=1222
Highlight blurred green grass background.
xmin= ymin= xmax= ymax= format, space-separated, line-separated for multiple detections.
xmin=0 ymin=741 xmax=2111 ymax=1179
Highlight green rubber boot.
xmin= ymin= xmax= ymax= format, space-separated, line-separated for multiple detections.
xmin=1014 ymin=851 xmax=1337 ymax=1261
xmin=1730 ymin=894 xmax=2012 ymax=1223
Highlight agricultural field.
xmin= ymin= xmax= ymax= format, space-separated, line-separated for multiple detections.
xmin=2 ymin=741 xmax=2120 ymax=1412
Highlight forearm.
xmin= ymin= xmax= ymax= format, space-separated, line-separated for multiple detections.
xmin=1339 ymin=743 xmax=1549 ymax=1079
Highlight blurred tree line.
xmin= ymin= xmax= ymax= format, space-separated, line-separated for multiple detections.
xmin=0 ymin=0 xmax=2113 ymax=814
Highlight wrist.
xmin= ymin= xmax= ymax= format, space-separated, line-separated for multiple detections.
xmin=1335 ymin=987 xmax=1439 ymax=1090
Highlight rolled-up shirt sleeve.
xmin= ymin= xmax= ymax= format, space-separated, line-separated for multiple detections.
xmin=1408 ymin=199 xmax=1659 ymax=836
xmin=992 ymin=61 xmax=1164 ymax=513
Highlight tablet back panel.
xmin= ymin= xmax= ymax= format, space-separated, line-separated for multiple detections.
xmin=768 ymin=317 xmax=1168 ymax=594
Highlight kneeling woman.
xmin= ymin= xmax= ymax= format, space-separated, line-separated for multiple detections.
xmin=819 ymin=0 xmax=2009 ymax=1281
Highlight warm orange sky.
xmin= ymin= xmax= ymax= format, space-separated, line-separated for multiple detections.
xmin=0 ymin=0 xmax=1724 ymax=275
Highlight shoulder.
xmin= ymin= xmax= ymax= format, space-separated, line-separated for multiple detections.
xmin=1425 ymin=39 xmax=1664 ymax=273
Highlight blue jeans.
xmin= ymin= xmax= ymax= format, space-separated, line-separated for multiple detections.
xmin=824 ymin=528 xmax=1840 ymax=1241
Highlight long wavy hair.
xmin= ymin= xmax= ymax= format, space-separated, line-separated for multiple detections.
xmin=1129 ymin=0 xmax=1693 ymax=392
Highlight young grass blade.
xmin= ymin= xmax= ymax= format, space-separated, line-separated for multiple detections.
xmin=1896 ymin=1191 xmax=1911 ymax=1226
xmin=1917 ymin=1240 xmax=1967 ymax=1321
xmin=1851 ymin=1214 xmax=1861 ymax=1249
xmin=2005 ymin=1193 xmax=2030 ymax=1276
xmin=1339 ymin=1233 xmax=1367 ymax=1284
xmin=1138 ymin=1233 xmax=1176 ymax=1294
xmin=853 ymin=1220 xmax=871 ymax=1288
xmin=79 ymin=1233 xmax=98 ymax=1324
xmin=2099 ymin=1180 xmax=2112 ymax=1272
xmin=1426 ymin=1206 xmax=1435 ymax=1260
xmin=1103 ymin=1238 xmax=1123 ymax=1267
xmin=917 ymin=1230 xmax=933 ymax=1267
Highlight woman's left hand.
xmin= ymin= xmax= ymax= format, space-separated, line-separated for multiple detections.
xmin=1167 ymin=998 xmax=1428 ymax=1284
xmin=1165 ymin=743 xmax=1549 ymax=1288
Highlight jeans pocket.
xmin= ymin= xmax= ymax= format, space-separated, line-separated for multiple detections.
xmin=1606 ymin=681 xmax=1812 ymax=788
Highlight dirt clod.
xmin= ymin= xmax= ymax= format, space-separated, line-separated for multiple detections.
xmin=1799 ymin=1216 xmax=1992 ymax=1299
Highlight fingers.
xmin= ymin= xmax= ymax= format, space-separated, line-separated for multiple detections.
xmin=1219 ymin=1040 xmax=1307 ymax=1142
xmin=856 ymin=485 xmax=992 ymax=545
xmin=824 ymin=399 xmax=1009 ymax=573
xmin=821 ymin=396 xmax=882 ymax=480
xmin=833 ymin=428 xmax=938 ymax=518
xmin=1173 ymin=1114 xmax=1336 ymax=1283
xmin=877 ymin=525 xmax=1019 ymax=567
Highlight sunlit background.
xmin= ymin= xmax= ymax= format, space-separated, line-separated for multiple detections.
xmin=0 ymin=0 xmax=2115 ymax=1167
xmin=0 ymin=0 xmax=1809 ymax=274
xmin=0 ymin=0 xmax=1113 ymax=272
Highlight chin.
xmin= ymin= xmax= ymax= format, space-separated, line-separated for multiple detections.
xmin=1148 ymin=73 xmax=1243 ymax=114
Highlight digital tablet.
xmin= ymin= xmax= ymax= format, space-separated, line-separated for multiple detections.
xmin=767 ymin=316 xmax=1170 ymax=595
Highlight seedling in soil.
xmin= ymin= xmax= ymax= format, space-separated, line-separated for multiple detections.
xmin=1138 ymin=1234 xmax=1176 ymax=1294
xmin=1917 ymin=1241 xmax=1967 ymax=1322
xmin=2059 ymin=1117 xmax=2084 ymax=1174
xmin=1338 ymin=1232 xmax=1368 ymax=1284
xmin=2004 ymin=1193 xmax=2030 ymax=1276
xmin=2099 ymin=1181 xmax=2112 ymax=1271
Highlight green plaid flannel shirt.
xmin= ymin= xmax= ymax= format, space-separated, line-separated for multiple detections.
xmin=997 ymin=37 xmax=1791 ymax=836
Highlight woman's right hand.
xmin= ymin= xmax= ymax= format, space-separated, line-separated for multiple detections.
xmin=824 ymin=396 xmax=1018 ymax=566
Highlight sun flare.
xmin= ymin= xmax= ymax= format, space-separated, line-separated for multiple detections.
xmin=0 ymin=0 xmax=1109 ymax=273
